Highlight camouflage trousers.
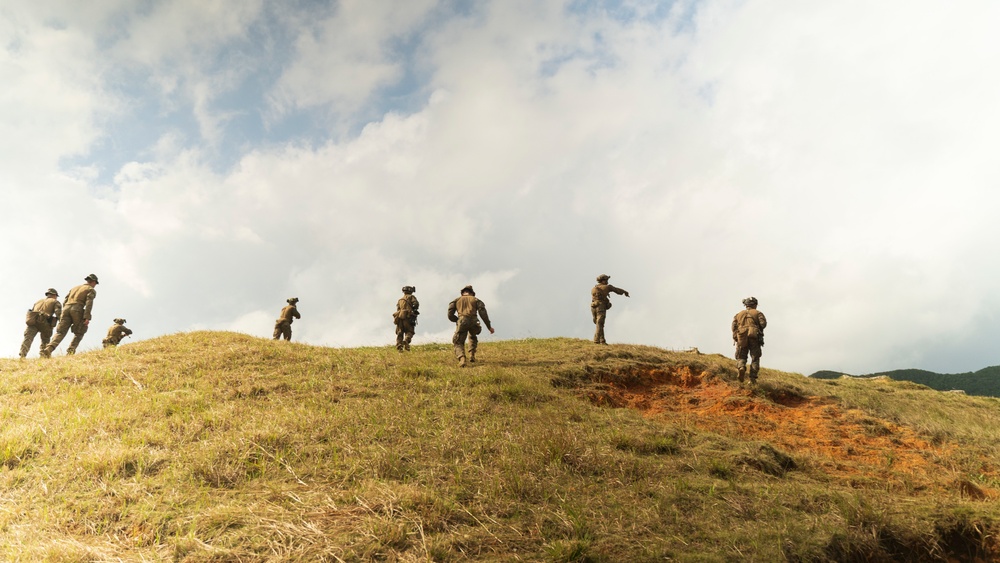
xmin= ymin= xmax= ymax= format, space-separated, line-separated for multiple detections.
xmin=20 ymin=321 xmax=54 ymax=358
xmin=46 ymin=305 xmax=88 ymax=355
xmin=395 ymin=318 xmax=415 ymax=350
xmin=273 ymin=320 xmax=292 ymax=341
xmin=452 ymin=316 xmax=481 ymax=360
xmin=735 ymin=338 xmax=763 ymax=381
xmin=591 ymin=303 xmax=609 ymax=344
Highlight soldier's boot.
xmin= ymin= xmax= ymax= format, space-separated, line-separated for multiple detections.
xmin=68 ymin=333 xmax=86 ymax=355
xmin=736 ymin=359 xmax=747 ymax=383
xmin=404 ymin=343 xmax=410 ymax=351
xmin=469 ymin=352 xmax=476 ymax=363
xmin=39 ymin=346 xmax=52 ymax=358
xmin=749 ymin=361 xmax=760 ymax=384
xmin=458 ymin=356 xmax=467 ymax=368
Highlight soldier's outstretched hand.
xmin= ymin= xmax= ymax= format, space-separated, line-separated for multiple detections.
xmin=624 ymin=291 xmax=630 ymax=297
xmin=489 ymin=327 xmax=495 ymax=334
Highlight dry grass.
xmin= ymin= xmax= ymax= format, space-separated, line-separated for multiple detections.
xmin=0 ymin=333 xmax=996 ymax=561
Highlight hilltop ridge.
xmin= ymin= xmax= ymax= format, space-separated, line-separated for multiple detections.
xmin=0 ymin=332 xmax=998 ymax=561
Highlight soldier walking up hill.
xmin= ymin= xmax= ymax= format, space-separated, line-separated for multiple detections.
xmin=20 ymin=288 xmax=61 ymax=359
xmin=273 ymin=298 xmax=301 ymax=341
xmin=732 ymin=296 xmax=767 ymax=384
xmin=42 ymin=274 xmax=99 ymax=357
xmin=393 ymin=286 xmax=419 ymax=351
xmin=448 ymin=285 xmax=494 ymax=367
xmin=591 ymin=274 xmax=629 ymax=344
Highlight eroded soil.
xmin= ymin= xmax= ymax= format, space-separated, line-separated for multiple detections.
xmin=590 ymin=366 xmax=991 ymax=496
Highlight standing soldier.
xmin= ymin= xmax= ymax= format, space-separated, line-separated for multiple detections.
xmin=19 ymin=288 xmax=61 ymax=358
xmin=591 ymin=274 xmax=629 ymax=345
xmin=393 ymin=286 xmax=419 ymax=351
xmin=732 ymin=296 xmax=767 ymax=384
xmin=273 ymin=297 xmax=301 ymax=341
xmin=41 ymin=274 xmax=99 ymax=357
xmin=102 ymin=318 xmax=133 ymax=348
xmin=447 ymin=285 xmax=494 ymax=367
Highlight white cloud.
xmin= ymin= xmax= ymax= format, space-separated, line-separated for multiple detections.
xmin=272 ymin=0 xmax=438 ymax=115
xmin=2 ymin=0 xmax=999 ymax=377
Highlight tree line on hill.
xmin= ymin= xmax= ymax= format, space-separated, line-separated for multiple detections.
xmin=809 ymin=366 xmax=1000 ymax=398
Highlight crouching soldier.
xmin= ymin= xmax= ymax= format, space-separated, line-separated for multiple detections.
xmin=273 ymin=297 xmax=301 ymax=341
xmin=20 ymin=288 xmax=61 ymax=358
xmin=102 ymin=318 xmax=133 ymax=348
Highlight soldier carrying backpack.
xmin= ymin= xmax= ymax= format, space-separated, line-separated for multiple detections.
xmin=20 ymin=288 xmax=61 ymax=359
xmin=393 ymin=286 xmax=419 ymax=351
xmin=732 ymin=296 xmax=767 ymax=384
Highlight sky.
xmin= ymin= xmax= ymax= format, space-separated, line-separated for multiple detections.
xmin=2 ymin=0 xmax=999 ymax=375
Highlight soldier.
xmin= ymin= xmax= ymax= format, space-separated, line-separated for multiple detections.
xmin=732 ymin=296 xmax=767 ymax=384
xmin=273 ymin=297 xmax=301 ymax=341
xmin=19 ymin=288 xmax=61 ymax=359
xmin=102 ymin=318 xmax=133 ymax=348
xmin=393 ymin=286 xmax=419 ymax=351
xmin=41 ymin=274 xmax=99 ymax=357
xmin=447 ymin=285 xmax=494 ymax=367
xmin=591 ymin=274 xmax=629 ymax=344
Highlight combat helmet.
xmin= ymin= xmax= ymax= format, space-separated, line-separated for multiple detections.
xmin=287 ymin=297 xmax=299 ymax=304
xmin=596 ymin=274 xmax=610 ymax=282
xmin=742 ymin=297 xmax=758 ymax=308
xmin=402 ymin=286 xmax=415 ymax=294
xmin=461 ymin=285 xmax=475 ymax=295
xmin=45 ymin=288 xmax=58 ymax=297
xmin=85 ymin=274 xmax=99 ymax=284
xmin=113 ymin=318 xmax=126 ymax=324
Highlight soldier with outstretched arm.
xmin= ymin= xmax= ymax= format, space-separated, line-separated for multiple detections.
xmin=591 ymin=274 xmax=629 ymax=344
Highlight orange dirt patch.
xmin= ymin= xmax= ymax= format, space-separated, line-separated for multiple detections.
xmin=591 ymin=367 xmax=981 ymax=494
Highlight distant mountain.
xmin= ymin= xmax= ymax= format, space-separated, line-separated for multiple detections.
xmin=810 ymin=366 xmax=1000 ymax=397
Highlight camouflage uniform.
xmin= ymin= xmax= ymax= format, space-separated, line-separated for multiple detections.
xmin=102 ymin=319 xmax=133 ymax=348
xmin=273 ymin=298 xmax=301 ymax=341
xmin=591 ymin=274 xmax=629 ymax=344
xmin=43 ymin=274 xmax=99 ymax=357
xmin=393 ymin=286 xmax=419 ymax=351
xmin=448 ymin=285 xmax=493 ymax=367
xmin=19 ymin=289 xmax=61 ymax=358
xmin=732 ymin=297 xmax=767 ymax=383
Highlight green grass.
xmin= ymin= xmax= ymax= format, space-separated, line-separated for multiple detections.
xmin=0 ymin=332 xmax=997 ymax=560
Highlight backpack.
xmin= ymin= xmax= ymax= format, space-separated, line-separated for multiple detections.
xmin=25 ymin=310 xmax=39 ymax=327
xmin=738 ymin=310 xmax=760 ymax=339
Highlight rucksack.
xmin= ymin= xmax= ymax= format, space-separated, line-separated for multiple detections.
xmin=738 ymin=311 xmax=760 ymax=339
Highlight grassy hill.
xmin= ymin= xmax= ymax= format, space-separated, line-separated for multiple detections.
xmin=810 ymin=366 xmax=1000 ymax=397
xmin=2 ymin=333 xmax=1000 ymax=561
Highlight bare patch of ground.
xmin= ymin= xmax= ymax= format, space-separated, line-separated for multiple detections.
xmin=590 ymin=366 xmax=992 ymax=496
